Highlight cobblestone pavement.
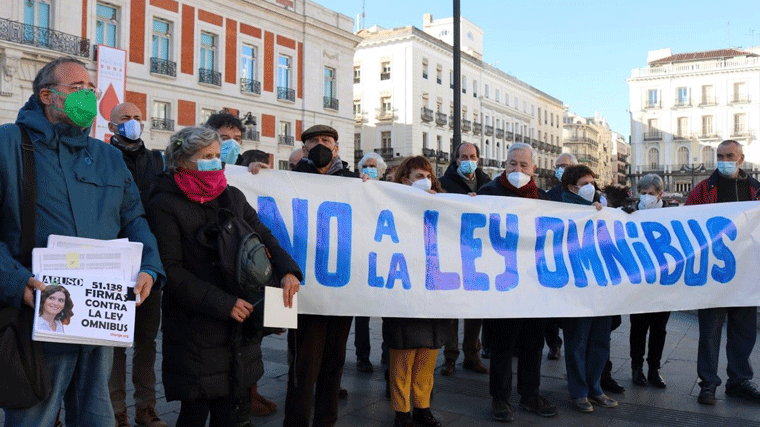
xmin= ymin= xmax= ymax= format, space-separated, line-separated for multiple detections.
xmin=3 ymin=311 xmax=760 ymax=426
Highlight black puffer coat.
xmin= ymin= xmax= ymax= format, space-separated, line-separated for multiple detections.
xmin=438 ymin=162 xmax=491 ymax=194
xmin=147 ymin=173 xmax=302 ymax=402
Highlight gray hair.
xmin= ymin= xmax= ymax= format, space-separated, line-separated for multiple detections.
xmin=33 ymin=57 xmax=87 ymax=102
xmin=165 ymin=126 xmax=221 ymax=171
xmin=507 ymin=142 xmax=537 ymax=165
xmin=637 ymin=173 xmax=664 ymax=194
xmin=357 ymin=152 xmax=387 ymax=176
xmin=555 ymin=152 xmax=578 ymax=166
xmin=719 ymin=139 xmax=743 ymax=155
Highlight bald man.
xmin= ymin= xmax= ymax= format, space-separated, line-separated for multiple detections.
xmin=108 ymin=103 xmax=167 ymax=427
xmin=547 ymin=153 xmax=578 ymax=202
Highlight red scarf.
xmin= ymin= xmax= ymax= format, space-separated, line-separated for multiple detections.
xmin=174 ymin=168 xmax=227 ymax=204
xmin=498 ymin=171 xmax=539 ymax=199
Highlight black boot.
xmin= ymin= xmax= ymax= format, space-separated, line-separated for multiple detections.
xmin=632 ymin=368 xmax=648 ymax=386
xmin=393 ymin=411 xmax=416 ymax=427
xmin=600 ymin=360 xmax=625 ymax=394
xmin=648 ymin=368 xmax=666 ymax=388
xmin=412 ymin=408 xmax=442 ymax=427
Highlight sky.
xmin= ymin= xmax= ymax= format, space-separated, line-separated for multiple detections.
xmin=315 ymin=0 xmax=760 ymax=140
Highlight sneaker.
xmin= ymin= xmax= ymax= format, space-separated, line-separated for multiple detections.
xmin=726 ymin=380 xmax=760 ymax=403
xmin=357 ymin=358 xmax=374 ymax=373
xmin=491 ymin=397 xmax=514 ymax=422
xmin=462 ymin=359 xmax=489 ymax=374
xmin=698 ymin=384 xmax=717 ymax=405
xmin=519 ymin=395 xmax=557 ymax=417
xmin=135 ymin=406 xmax=167 ymax=427
xmin=412 ymin=407 xmax=442 ymax=427
xmin=115 ymin=411 xmax=131 ymax=427
xmin=589 ymin=394 xmax=618 ymax=408
xmin=571 ymin=397 xmax=594 ymax=413
xmin=547 ymin=346 xmax=561 ymax=360
xmin=393 ymin=411 xmax=416 ymax=427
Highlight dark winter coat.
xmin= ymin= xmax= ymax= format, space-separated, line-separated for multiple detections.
xmin=438 ymin=162 xmax=491 ymax=194
xmin=147 ymin=173 xmax=302 ymax=402
xmin=478 ymin=176 xmax=550 ymax=200
xmin=685 ymin=169 xmax=760 ymax=205
xmin=292 ymin=158 xmax=360 ymax=177
xmin=112 ymin=135 xmax=164 ymax=209
xmin=382 ymin=317 xmax=453 ymax=350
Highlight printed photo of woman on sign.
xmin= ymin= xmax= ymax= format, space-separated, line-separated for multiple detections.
xmin=37 ymin=285 xmax=74 ymax=333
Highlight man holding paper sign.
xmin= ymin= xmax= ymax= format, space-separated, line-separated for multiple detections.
xmin=0 ymin=57 xmax=164 ymax=427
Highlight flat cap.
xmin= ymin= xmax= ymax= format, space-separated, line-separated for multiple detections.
xmin=301 ymin=124 xmax=338 ymax=143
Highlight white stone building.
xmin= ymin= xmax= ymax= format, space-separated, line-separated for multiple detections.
xmin=563 ymin=111 xmax=625 ymax=186
xmin=352 ymin=14 xmax=564 ymax=186
xmin=0 ymin=0 xmax=359 ymax=168
xmin=627 ymin=47 xmax=760 ymax=195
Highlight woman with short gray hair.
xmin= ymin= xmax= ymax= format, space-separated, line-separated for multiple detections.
xmin=630 ymin=172 xmax=670 ymax=388
xmin=147 ymin=126 xmax=303 ymax=427
xmin=358 ymin=152 xmax=387 ymax=180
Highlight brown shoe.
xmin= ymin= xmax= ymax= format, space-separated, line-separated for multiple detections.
xmin=250 ymin=390 xmax=277 ymax=416
xmin=115 ymin=411 xmax=131 ymax=427
xmin=440 ymin=359 xmax=456 ymax=376
xmin=462 ymin=359 xmax=489 ymax=374
xmin=135 ymin=406 xmax=167 ymax=427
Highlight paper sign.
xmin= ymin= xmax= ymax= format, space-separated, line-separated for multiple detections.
xmin=263 ymin=286 xmax=297 ymax=329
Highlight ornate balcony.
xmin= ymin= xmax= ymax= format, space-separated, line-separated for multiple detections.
xmin=495 ymin=128 xmax=504 ymax=139
xmin=0 ymin=17 xmax=90 ymax=57
xmin=151 ymin=118 xmax=174 ymax=131
xmin=240 ymin=78 xmax=261 ymax=95
xmin=462 ymin=120 xmax=472 ymax=132
xmin=380 ymin=72 xmax=390 ymax=80
xmin=698 ymin=97 xmax=718 ymax=106
xmin=506 ymin=131 xmax=514 ymax=141
xmin=198 ymin=68 xmax=221 ymax=86
xmin=473 ymin=122 xmax=482 ymax=135
xmin=376 ymin=108 xmax=394 ymax=122
xmin=422 ymin=148 xmax=436 ymax=158
xmin=243 ymin=129 xmax=259 ymax=141
xmin=435 ymin=112 xmax=447 ymax=126
xmin=324 ymin=96 xmax=339 ymax=110
xmin=420 ymin=107 xmax=434 ymax=122
xmin=643 ymin=132 xmax=662 ymax=141
xmin=278 ymin=87 xmax=295 ymax=101
xmin=484 ymin=125 xmax=494 ymax=136
xmin=150 ymin=57 xmax=176 ymax=77
xmin=278 ymin=135 xmax=294 ymax=146
xmin=374 ymin=147 xmax=394 ymax=160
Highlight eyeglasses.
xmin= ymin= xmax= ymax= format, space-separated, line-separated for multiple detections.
xmin=49 ymin=83 xmax=103 ymax=100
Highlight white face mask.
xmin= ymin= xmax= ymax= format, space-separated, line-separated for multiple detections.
xmin=411 ymin=177 xmax=432 ymax=191
xmin=507 ymin=171 xmax=531 ymax=189
xmin=638 ymin=194 xmax=662 ymax=210
xmin=578 ymin=183 xmax=596 ymax=202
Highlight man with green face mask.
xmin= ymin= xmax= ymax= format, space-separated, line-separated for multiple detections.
xmin=0 ymin=56 xmax=164 ymax=427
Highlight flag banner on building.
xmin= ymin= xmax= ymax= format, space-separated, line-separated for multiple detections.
xmin=93 ymin=45 xmax=127 ymax=143
xmin=225 ymin=166 xmax=760 ymax=318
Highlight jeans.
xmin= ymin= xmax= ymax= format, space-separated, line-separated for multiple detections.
xmin=563 ymin=316 xmax=611 ymax=399
xmin=629 ymin=311 xmax=671 ymax=370
xmin=697 ymin=307 xmax=757 ymax=388
xmin=5 ymin=344 xmax=115 ymax=427
xmin=484 ymin=318 xmax=546 ymax=400
xmin=354 ymin=316 xmax=371 ymax=361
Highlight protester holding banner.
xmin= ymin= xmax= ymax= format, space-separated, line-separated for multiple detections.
xmin=685 ymin=139 xmax=760 ymax=405
xmin=107 ymin=102 xmax=168 ymax=427
xmin=626 ymin=174 xmax=671 ymax=390
xmin=36 ymin=285 xmax=73 ymax=333
xmin=558 ymin=164 xmax=617 ymax=412
xmin=147 ymin=126 xmax=302 ymax=427
xmin=283 ymin=124 xmax=358 ymax=427
xmin=477 ymin=143 xmax=558 ymax=422
xmin=384 ymin=155 xmax=450 ymax=427
xmin=438 ymin=142 xmax=491 ymax=377
xmin=0 ymin=56 xmax=164 ymax=427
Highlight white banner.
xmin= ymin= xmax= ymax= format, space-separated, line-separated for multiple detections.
xmin=226 ymin=166 xmax=760 ymax=318
xmin=93 ymin=45 xmax=127 ymax=143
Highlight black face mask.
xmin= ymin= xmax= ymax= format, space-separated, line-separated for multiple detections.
xmin=307 ymin=143 xmax=334 ymax=168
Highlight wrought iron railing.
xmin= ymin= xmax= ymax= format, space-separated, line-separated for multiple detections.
xmin=151 ymin=118 xmax=174 ymax=131
xmin=374 ymin=147 xmax=394 ymax=159
xmin=495 ymin=128 xmax=504 ymax=139
xmin=484 ymin=125 xmax=494 ymax=136
xmin=150 ymin=57 xmax=176 ymax=77
xmin=240 ymin=78 xmax=261 ymax=95
xmin=462 ymin=120 xmax=472 ymax=132
xmin=421 ymin=107 xmax=433 ymax=122
xmin=323 ymin=96 xmax=339 ymax=110
xmin=473 ymin=122 xmax=482 ymax=135
xmin=199 ymin=68 xmax=221 ymax=86
xmin=376 ymin=109 xmax=394 ymax=121
xmin=380 ymin=72 xmax=390 ymax=80
xmin=506 ymin=131 xmax=513 ymax=141
xmin=643 ymin=132 xmax=662 ymax=141
xmin=422 ymin=148 xmax=436 ymax=157
xmin=0 ymin=17 xmax=89 ymax=57
xmin=243 ymin=129 xmax=259 ymax=141
xmin=278 ymin=135 xmax=294 ymax=146
xmin=278 ymin=86 xmax=295 ymax=101
xmin=435 ymin=112 xmax=447 ymax=126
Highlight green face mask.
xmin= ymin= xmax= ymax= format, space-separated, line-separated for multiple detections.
xmin=50 ymin=88 xmax=98 ymax=128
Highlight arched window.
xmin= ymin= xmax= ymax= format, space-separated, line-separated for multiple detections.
xmin=677 ymin=146 xmax=689 ymax=166
xmin=648 ymin=147 xmax=659 ymax=169
xmin=702 ymin=145 xmax=715 ymax=167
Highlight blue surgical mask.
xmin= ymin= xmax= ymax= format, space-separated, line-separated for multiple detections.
xmin=362 ymin=167 xmax=378 ymax=180
xmin=717 ymin=161 xmax=737 ymax=177
xmin=555 ymin=167 xmax=564 ymax=181
xmin=220 ymin=139 xmax=241 ymax=165
xmin=195 ymin=158 xmax=223 ymax=171
xmin=113 ymin=119 xmax=143 ymax=140
xmin=458 ymin=160 xmax=478 ymax=176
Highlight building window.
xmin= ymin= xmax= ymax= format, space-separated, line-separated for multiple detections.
xmin=647 ymin=89 xmax=658 ymax=108
xmin=495 ymin=89 xmax=500 ymax=102
xmin=733 ymin=82 xmax=747 ymax=103
xmin=240 ymin=44 xmax=259 ymax=94
xmin=701 ymin=115 xmax=714 ymax=136
xmin=380 ymin=61 xmax=391 ymax=80
xmin=484 ymin=84 xmax=490 ymax=99
xmin=677 ymin=146 xmax=689 ymax=166
xmin=462 ymin=76 xmax=466 ymax=94
xmin=676 ymin=87 xmax=688 ymax=106
xmin=279 ymin=121 xmax=294 ymax=146
xmin=422 ymin=132 xmax=428 ymax=149
xmin=353 ymin=65 xmax=360 ymax=83
xmin=200 ymin=108 xmax=215 ymax=125
xmin=436 ymin=135 xmax=442 ymax=151
xmin=677 ymin=117 xmax=688 ymax=138
xmin=354 ymin=133 xmax=361 ymax=151
xmin=278 ymin=54 xmax=294 ymax=101
xmin=702 ymin=146 xmax=715 ymax=165
xmin=324 ymin=67 xmax=337 ymax=110
xmin=381 ymin=131 xmax=392 ymax=149
xmin=278 ymin=160 xmax=289 ymax=170
xmin=381 ymin=96 xmax=392 ymax=113
xmin=473 ymin=80 xmax=477 ymax=97
xmin=436 ymin=66 xmax=442 ymax=84
xmin=422 ymin=58 xmax=428 ymax=79
xmin=701 ymin=85 xmax=714 ymax=105
xmin=152 ymin=19 xmax=171 ymax=61
xmin=734 ymin=113 xmax=746 ymax=135
xmin=506 ymin=93 xmax=510 ymax=106
xmin=647 ymin=147 xmax=659 ymax=169
xmin=151 ymin=101 xmax=173 ymax=131
xmin=96 ymin=3 xmax=118 ymax=47
xmin=353 ymin=100 xmax=361 ymax=115
xmin=200 ymin=32 xmax=217 ymax=71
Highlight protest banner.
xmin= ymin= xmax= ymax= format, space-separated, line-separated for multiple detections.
xmin=225 ymin=166 xmax=760 ymax=319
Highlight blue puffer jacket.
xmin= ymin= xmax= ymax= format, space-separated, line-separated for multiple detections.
xmin=0 ymin=95 xmax=164 ymax=308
